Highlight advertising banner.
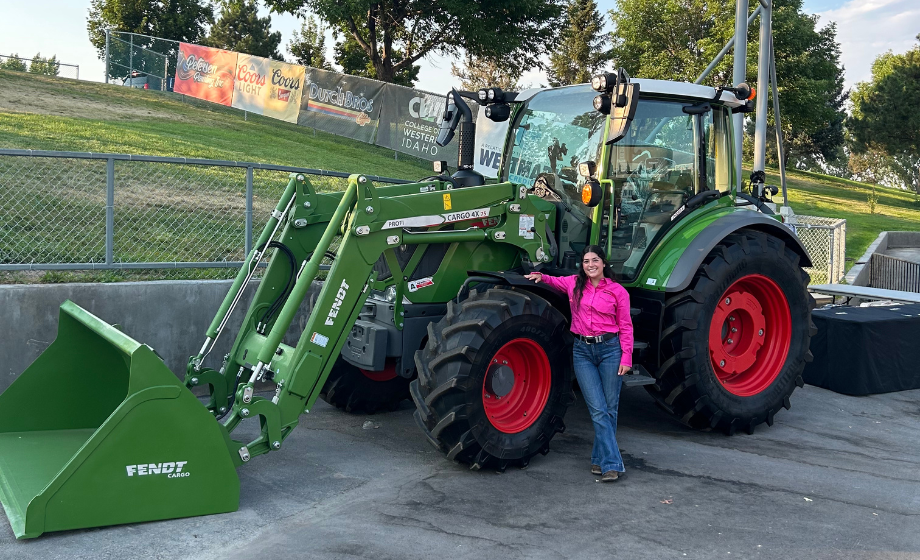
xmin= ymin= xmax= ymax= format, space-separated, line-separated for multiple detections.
xmin=231 ymin=53 xmax=270 ymax=114
xmin=473 ymin=105 xmax=509 ymax=178
xmin=264 ymin=60 xmax=305 ymax=123
xmin=298 ymin=68 xmax=385 ymax=143
xmin=376 ymin=87 xmax=458 ymax=163
xmin=174 ymin=43 xmax=237 ymax=106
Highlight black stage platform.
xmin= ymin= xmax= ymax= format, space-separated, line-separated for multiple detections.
xmin=803 ymin=303 xmax=920 ymax=395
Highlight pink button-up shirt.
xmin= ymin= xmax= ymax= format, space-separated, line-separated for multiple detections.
xmin=541 ymin=275 xmax=634 ymax=367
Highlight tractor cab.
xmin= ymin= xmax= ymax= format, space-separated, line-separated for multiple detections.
xmin=501 ymin=80 xmax=741 ymax=281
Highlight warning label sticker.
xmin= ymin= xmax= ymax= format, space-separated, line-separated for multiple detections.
xmin=408 ymin=277 xmax=434 ymax=292
xmin=519 ymin=215 xmax=535 ymax=239
xmin=310 ymin=332 xmax=329 ymax=348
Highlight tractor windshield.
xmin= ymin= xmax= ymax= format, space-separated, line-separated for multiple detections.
xmin=502 ymin=85 xmax=606 ymax=257
xmin=602 ymin=99 xmax=733 ymax=280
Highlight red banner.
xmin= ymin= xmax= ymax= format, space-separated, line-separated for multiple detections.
xmin=174 ymin=43 xmax=237 ymax=106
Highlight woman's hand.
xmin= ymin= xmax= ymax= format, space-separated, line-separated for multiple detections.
xmin=524 ymin=272 xmax=543 ymax=283
xmin=618 ymin=364 xmax=631 ymax=376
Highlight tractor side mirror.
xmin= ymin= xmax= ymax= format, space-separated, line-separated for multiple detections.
xmin=606 ymin=82 xmax=640 ymax=145
xmin=436 ymin=91 xmax=464 ymax=147
xmin=592 ymin=68 xmax=640 ymax=146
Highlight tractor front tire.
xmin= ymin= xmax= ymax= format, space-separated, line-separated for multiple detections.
xmin=411 ymin=288 xmax=574 ymax=471
xmin=320 ymin=358 xmax=410 ymax=414
xmin=649 ymin=230 xmax=816 ymax=434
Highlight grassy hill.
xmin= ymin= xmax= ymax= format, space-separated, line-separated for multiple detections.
xmin=2 ymin=69 xmax=919 ymax=280
xmin=0 ymin=69 xmax=429 ymax=178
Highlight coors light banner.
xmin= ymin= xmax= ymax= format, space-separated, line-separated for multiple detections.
xmin=264 ymin=60 xmax=305 ymax=123
xmin=174 ymin=43 xmax=237 ymax=106
xmin=230 ymin=55 xmax=305 ymax=123
xmin=231 ymin=53 xmax=270 ymax=114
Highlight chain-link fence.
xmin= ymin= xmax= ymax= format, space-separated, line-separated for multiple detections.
xmin=0 ymin=150 xmax=407 ymax=282
xmin=793 ymin=215 xmax=846 ymax=285
xmin=0 ymin=54 xmax=79 ymax=80
xmin=105 ymin=31 xmax=172 ymax=90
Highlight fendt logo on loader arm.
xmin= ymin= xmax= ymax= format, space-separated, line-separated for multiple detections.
xmin=126 ymin=461 xmax=189 ymax=478
xmin=325 ymin=279 xmax=351 ymax=326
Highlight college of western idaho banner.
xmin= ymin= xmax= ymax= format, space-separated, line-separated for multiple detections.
xmin=375 ymin=87 xmax=458 ymax=163
xmin=174 ymin=43 xmax=237 ymax=106
xmin=298 ymin=67 xmax=385 ymax=143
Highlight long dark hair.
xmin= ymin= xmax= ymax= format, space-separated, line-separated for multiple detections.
xmin=573 ymin=245 xmax=615 ymax=306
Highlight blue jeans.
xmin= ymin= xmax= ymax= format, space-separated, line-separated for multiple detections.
xmin=573 ymin=336 xmax=625 ymax=473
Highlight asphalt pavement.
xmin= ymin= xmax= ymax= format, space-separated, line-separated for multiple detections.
xmin=2 ymin=383 xmax=919 ymax=560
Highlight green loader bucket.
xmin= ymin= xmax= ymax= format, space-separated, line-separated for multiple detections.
xmin=0 ymin=301 xmax=239 ymax=539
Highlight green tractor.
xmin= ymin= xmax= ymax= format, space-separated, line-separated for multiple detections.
xmin=0 ymin=71 xmax=814 ymax=538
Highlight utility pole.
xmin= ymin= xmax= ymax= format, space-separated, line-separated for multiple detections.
xmin=751 ymin=0 xmax=772 ymax=197
xmin=732 ymin=0 xmax=749 ymax=190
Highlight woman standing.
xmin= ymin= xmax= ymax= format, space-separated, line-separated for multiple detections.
xmin=525 ymin=245 xmax=634 ymax=482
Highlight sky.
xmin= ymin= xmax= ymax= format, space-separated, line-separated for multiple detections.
xmin=0 ymin=0 xmax=917 ymax=95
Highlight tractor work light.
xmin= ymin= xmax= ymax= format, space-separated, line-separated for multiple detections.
xmin=485 ymin=103 xmax=511 ymax=122
xmin=591 ymin=74 xmax=606 ymax=92
xmin=477 ymin=87 xmax=505 ymax=104
xmin=578 ymin=161 xmax=597 ymax=178
xmin=593 ymin=94 xmax=611 ymax=115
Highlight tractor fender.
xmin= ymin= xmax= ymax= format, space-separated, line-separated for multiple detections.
xmin=665 ymin=212 xmax=813 ymax=292
xmin=464 ymin=270 xmax=572 ymax=323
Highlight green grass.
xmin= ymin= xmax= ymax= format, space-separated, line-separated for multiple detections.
xmin=0 ymin=69 xmax=429 ymax=178
xmin=0 ymin=70 xmax=431 ymax=284
xmin=765 ymin=167 xmax=920 ymax=261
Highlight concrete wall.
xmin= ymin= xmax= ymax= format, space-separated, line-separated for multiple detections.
xmin=845 ymin=232 xmax=920 ymax=287
xmin=0 ymin=280 xmax=318 ymax=394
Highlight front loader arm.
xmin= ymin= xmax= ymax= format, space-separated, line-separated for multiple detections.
xmin=194 ymin=174 xmax=554 ymax=464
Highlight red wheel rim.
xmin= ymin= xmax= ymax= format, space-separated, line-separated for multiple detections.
xmin=481 ymin=338 xmax=551 ymax=433
xmin=709 ymin=274 xmax=791 ymax=397
xmin=359 ymin=360 xmax=398 ymax=382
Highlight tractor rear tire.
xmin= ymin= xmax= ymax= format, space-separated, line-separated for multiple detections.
xmin=649 ymin=230 xmax=816 ymax=434
xmin=411 ymin=288 xmax=574 ymax=471
xmin=320 ymin=358 xmax=410 ymax=414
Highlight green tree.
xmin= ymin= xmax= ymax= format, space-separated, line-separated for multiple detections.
xmin=450 ymin=54 xmax=526 ymax=91
xmin=205 ymin=0 xmax=283 ymax=60
xmin=289 ymin=15 xmax=331 ymax=68
xmin=769 ymin=1 xmax=847 ymax=169
xmin=333 ymin=29 xmax=419 ymax=86
xmin=609 ymin=0 xmax=847 ymax=168
xmin=849 ymin=36 xmax=920 ymax=193
xmin=87 ymin=0 xmax=213 ymax=80
xmin=609 ymin=0 xmax=740 ymax=85
xmin=0 ymin=54 xmax=28 ymax=72
xmin=264 ymin=0 xmax=564 ymax=84
xmin=28 ymin=53 xmax=60 ymax=76
xmin=548 ymin=0 xmax=608 ymax=87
